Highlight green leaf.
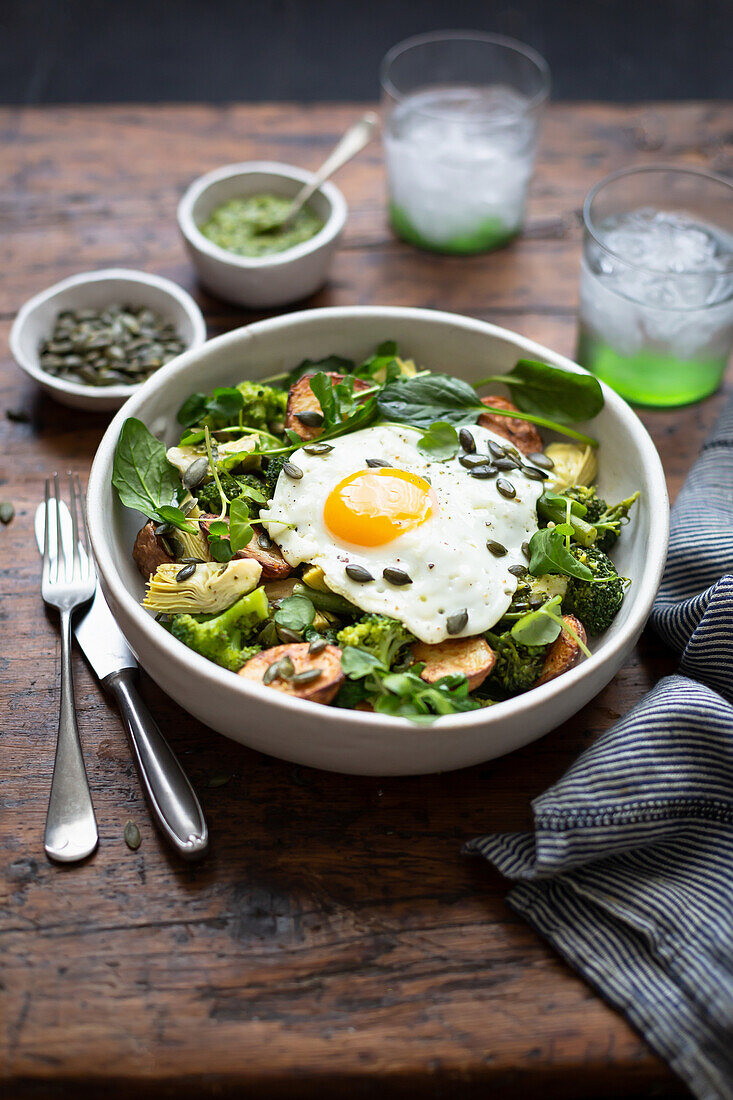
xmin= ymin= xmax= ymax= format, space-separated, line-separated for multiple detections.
xmin=286 ymin=355 xmax=354 ymax=386
xmin=157 ymin=505 xmax=196 ymax=534
xmin=475 ymin=360 xmax=604 ymax=425
xmin=528 ymin=528 xmax=595 ymax=580
xmin=237 ymin=482 xmax=266 ymax=506
xmin=378 ymin=374 xmax=481 ymax=429
xmin=341 ymin=646 xmax=385 ymax=679
xmin=417 ymin=421 xmax=459 ymax=461
xmin=308 ymin=371 xmax=339 ymax=430
xmin=354 ymin=341 xmax=401 ymax=383
xmin=209 ymin=538 xmax=234 ymax=563
xmin=274 ymin=595 xmax=316 ymax=634
xmin=511 ymin=596 xmax=564 ymax=647
xmin=228 ymin=498 xmax=254 ymax=553
xmin=112 ymin=418 xmax=181 ymax=523
xmin=176 ymin=392 xmax=207 ymax=427
xmin=207 ymin=387 xmax=244 ymax=422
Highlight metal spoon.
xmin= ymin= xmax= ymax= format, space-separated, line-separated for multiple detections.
xmin=259 ymin=112 xmax=378 ymax=233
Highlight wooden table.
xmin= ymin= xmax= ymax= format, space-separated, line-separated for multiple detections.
xmin=2 ymin=103 xmax=731 ymax=1099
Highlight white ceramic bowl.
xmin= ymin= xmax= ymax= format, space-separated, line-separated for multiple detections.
xmin=87 ymin=307 xmax=669 ymax=776
xmin=10 ymin=268 xmax=207 ymax=412
xmin=177 ymin=161 xmax=347 ymax=309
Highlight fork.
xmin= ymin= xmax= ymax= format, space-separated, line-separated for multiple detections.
xmin=41 ymin=473 xmax=99 ymax=862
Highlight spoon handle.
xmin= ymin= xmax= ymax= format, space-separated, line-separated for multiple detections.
xmin=287 ymin=112 xmax=379 ymax=221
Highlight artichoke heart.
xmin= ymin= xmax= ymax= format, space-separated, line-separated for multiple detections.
xmin=143 ymin=559 xmax=262 ymax=615
xmin=544 ymin=443 xmax=598 ymax=492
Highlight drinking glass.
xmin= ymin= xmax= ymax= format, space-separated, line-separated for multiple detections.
xmin=577 ymin=166 xmax=733 ymax=407
xmin=380 ymin=31 xmax=550 ymax=254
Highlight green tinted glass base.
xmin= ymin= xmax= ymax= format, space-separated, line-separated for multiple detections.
xmin=577 ymin=331 xmax=728 ymax=407
xmin=389 ymin=203 xmax=517 ymax=255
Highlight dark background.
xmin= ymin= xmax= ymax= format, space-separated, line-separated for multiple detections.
xmin=1 ymin=0 xmax=731 ymax=105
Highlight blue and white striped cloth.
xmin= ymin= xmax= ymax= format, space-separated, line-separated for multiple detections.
xmin=467 ymin=397 xmax=733 ymax=1100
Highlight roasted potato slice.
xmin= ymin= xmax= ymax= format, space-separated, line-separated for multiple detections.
xmin=198 ymin=517 xmax=292 ymax=579
xmin=477 ymin=394 xmax=543 ymax=456
xmin=411 ymin=636 xmax=496 ymax=691
xmin=285 ymin=372 xmax=372 ymax=441
xmin=132 ymin=521 xmax=173 ymax=579
xmin=239 ymin=642 xmax=344 ymax=704
xmin=536 ymin=615 xmax=587 ymax=686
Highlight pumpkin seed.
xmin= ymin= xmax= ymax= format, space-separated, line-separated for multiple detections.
xmin=180 ymin=556 xmax=205 ymax=564
xmin=309 ymin=637 xmax=328 ymax=654
xmin=0 ymin=502 xmax=15 ymax=525
xmin=497 ymin=479 xmax=516 ymax=499
xmin=493 ymin=456 xmax=518 ymax=471
xmin=521 ymin=541 xmax=530 ymax=560
xmin=257 ymin=531 xmax=274 ymax=550
xmin=283 ymin=462 xmax=303 ymax=480
xmin=508 ymin=564 xmax=528 ymax=578
xmin=366 ymin=458 xmax=392 ymax=468
xmin=460 ymin=454 xmax=491 ymax=469
xmin=459 ymin=428 xmax=476 ymax=453
xmin=303 ymin=442 xmax=334 ymax=455
xmin=290 ymin=668 xmax=323 ymax=686
xmin=176 ymin=563 xmax=197 ymax=582
xmin=183 ymin=456 xmax=209 ymax=490
xmin=277 ymin=626 xmax=302 ymax=644
xmin=446 ymin=609 xmax=468 ymax=635
xmin=469 ymin=464 xmax=497 ymax=479
xmin=278 ymin=655 xmax=295 ymax=680
xmin=528 ymin=452 xmax=554 ymax=470
xmin=488 ymin=440 xmax=508 ymax=459
xmin=522 ymin=466 xmax=547 ymax=481
xmin=487 ymin=539 xmax=507 ymax=556
xmin=346 ymin=563 xmax=374 ymax=582
xmin=263 ymin=660 xmax=283 ymax=685
xmin=383 ymin=567 xmax=412 ymax=586
xmin=123 ymin=821 xmax=141 ymax=851
xmin=295 ymin=410 xmax=324 ymax=427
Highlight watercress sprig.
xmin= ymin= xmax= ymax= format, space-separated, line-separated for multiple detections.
xmin=511 ymin=595 xmax=591 ymax=658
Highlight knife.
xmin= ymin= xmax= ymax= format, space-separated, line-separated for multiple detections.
xmin=35 ymin=502 xmax=209 ymax=861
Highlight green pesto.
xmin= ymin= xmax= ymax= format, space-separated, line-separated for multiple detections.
xmin=200 ymin=194 xmax=324 ymax=258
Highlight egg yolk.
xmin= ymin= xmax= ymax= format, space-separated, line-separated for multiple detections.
xmin=323 ymin=467 xmax=434 ymax=547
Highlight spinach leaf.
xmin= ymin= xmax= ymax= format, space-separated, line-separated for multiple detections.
xmin=417 ymin=421 xmax=459 ymax=461
xmin=274 ymin=594 xmax=316 ymax=634
xmin=378 ymin=374 xmax=481 ymax=429
xmin=112 ymin=418 xmax=194 ymax=530
xmin=379 ymin=372 xmax=600 ymax=447
xmin=228 ymin=498 xmax=254 ymax=553
xmin=206 ymin=387 xmax=244 ymax=422
xmin=528 ymin=528 xmax=595 ymax=581
xmin=474 ymin=360 xmax=604 ymax=424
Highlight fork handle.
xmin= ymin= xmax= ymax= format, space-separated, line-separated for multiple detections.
xmin=45 ymin=610 xmax=99 ymax=862
xmin=104 ymin=669 xmax=208 ymax=860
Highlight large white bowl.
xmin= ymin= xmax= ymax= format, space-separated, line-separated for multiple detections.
xmin=87 ymin=307 xmax=669 ymax=776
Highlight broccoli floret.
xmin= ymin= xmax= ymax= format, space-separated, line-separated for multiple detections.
xmin=263 ymin=454 xmax=288 ymax=501
xmin=536 ymin=491 xmax=598 ymax=547
xmin=170 ymin=586 xmax=269 ymax=671
xmin=563 ymin=545 xmax=625 ymax=635
xmin=564 ymin=485 xmax=640 ymax=551
xmin=236 ymin=381 xmax=288 ymax=433
xmin=483 ymin=631 xmax=547 ymax=697
xmin=336 ymin=613 xmax=415 ymax=670
xmin=195 ymin=472 xmax=266 ymax=515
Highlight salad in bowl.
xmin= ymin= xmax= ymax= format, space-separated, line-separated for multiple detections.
xmin=111 ymin=341 xmax=638 ymax=723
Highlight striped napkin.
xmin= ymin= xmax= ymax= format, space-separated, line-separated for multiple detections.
xmin=466 ymin=397 xmax=733 ymax=1100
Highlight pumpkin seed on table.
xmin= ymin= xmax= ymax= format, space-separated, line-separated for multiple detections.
xmin=123 ymin=821 xmax=141 ymax=850
xmin=0 ymin=502 xmax=14 ymax=525
xmin=37 ymin=304 xmax=186 ymax=388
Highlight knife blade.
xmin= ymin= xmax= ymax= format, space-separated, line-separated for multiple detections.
xmin=35 ymin=502 xmax=208 ymax=861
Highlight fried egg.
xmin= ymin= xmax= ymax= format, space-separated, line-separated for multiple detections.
xmin=260 ymin=424 xmax=544 ymax=644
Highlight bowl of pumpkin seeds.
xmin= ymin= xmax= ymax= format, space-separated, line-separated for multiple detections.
xmin=10 ymin=268 xmax=207 ymax=411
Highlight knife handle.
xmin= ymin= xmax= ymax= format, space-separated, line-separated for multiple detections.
xmin=104 ymin=669 xmax=209 ymax=861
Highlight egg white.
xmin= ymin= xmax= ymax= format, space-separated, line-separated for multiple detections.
xmin=260 ymin=423 xmax=544 ymax=644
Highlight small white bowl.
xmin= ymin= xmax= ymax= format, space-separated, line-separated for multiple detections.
xmin=87 ymin=306 xmax=669 ymax=776
xmin=177 ymin=161 xmax=347 ymax=309
xmin=10 ymin=269 xmax=207 ymax=412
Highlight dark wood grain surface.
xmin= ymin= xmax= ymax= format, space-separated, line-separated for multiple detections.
xmin=2 ymin=103 xmax=731 ymax=1099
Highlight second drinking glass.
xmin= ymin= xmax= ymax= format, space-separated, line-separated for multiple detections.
xmin=380 ymin=31 xmax=550 ymax=255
